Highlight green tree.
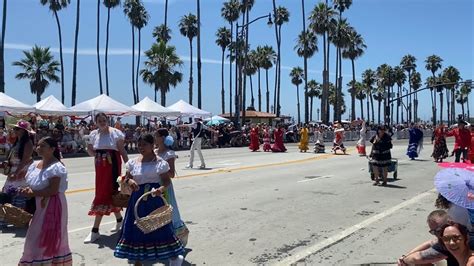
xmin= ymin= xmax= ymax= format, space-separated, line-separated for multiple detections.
xmin=410 ymin=71 xmax=422 ymax=123
xmin=71 ymin=0 xmax=80 ymax=105
xmin=306 ymin=80 xmax=321 ymax=121
xmin=353 ymin=81 xmax=365 ymax=120
xmin=295 ymin=29 xmax=318 ymax=123
xmin=215 ymin=26 xmax=231 ymax=114
xmin=457 ymin=82 xmax=471 ymax=118
xmin=153 ymin=24 xmax=171 ymax=43
xmin=179 ymin=13 xmax=198 ymax=105
xmin=258 ymin=45 xmax=276 ymax=113
xmin=400 ymin=54 xmax=417 ymax=122
xmin=140 ymin=41 xmax=183 ymax=106
xmin=103 ymin=0 xmax=121 ymax=96
xmin=331 ymin=18 xmax=351 ymax=121
xmin=393 ymin=66 xmax=406 ymax=125
xmin=425 ymin=54 xmax=443 ymax=125
xmin=13 ymin=46 xmax=60 ymax=102
xmin=243 ymin=50 xmax=258 ymax=110
xmin=342 ymin=28 xmax=366 ymax=121
xmin=272 ymin=3 xmax=290 ymax=116
xmin=362 ymin=68 xmax=376 ymax=123
xmin=40 ymin=0 xmax=69 ymax=103
xmin=290 ymin=66 xmax=304 ymax=124
xmin=309 ymin=2 xmax=336 ymax=123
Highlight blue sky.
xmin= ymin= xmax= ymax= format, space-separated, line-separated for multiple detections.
xmin=3 ymin=0 xmax=473 ymax=121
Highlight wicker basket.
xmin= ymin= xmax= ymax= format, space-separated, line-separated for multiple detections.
xmin=112 ymin=193 xmax=130 ymax=208
xmin=134 ymin=191 xmax=173 ymax=234
xmin=0 ymin=203 xmax=32 ymax=227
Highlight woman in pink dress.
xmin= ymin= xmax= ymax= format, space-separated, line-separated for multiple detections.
xmin=271 ymin=125 xmax=287 ymax=152
xmin=19 ymin=137 xmax=72 ymax=265
xmin=249 ymin=126 xmax=260 ymax=152
xmin=262 ymin=126 xmax=271 ymax=152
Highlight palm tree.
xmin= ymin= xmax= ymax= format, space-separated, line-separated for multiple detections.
xmin=376 ymin=64 xmax=394 ymax=124
xmin=243 ymin=50 xmax=258 ymax=110
xmin=425 ymin=54 xmax=443 ymax=125
xmin=240 ymin=0 xmax=255 ymax=124
xmin=179 ymin=13 xmax=198 ymax=105
xmin=0 ymin=0 xmax=7 ymax=93
xmin=353 ymin=81 xmax=365 ymax=119
xmin=328 ymin=82 xmax=346 ymax=116
xmin=457 ymin=82 xmax=471 ymax=118
xmin=197 ymin=0 xmax=202 ymax=108
xmin=441 ymin=66 xmax=460 ymax=125
xmin=124 ymin=0 xmax=139 ymax=103
xmin=134 ymin=3 xmax=149 ymax=104
xmin=373 ymin=87 xmax=384 ymax=125
xmin=393 ymin=66 xmax=406 ymax=125
xmin=290 ymin=67 xmax=304 ymax=124
xmin=141 ymin=41 xmax=183 ymax=105
xmin=400 ymin=54 xmax=417 ymax=122
xmin=221 ymin=0 xmax=241 ymax=117
xmin=40 ymin=0 xmax=69 ymax=104
xmin=95 ymin=0 xmax=103 ymax=95
xmin=331 ymin=18 xmax=351 ymax=121
xmin=411 ymin=71 xmax=421 ymax=123
xmin=342 ymin=28 xmax=366 ymax=121
xmin=362 ymin=69 xmax=376 ymax=123
xmin=309 ymin=2 xmax=336 ymax=123
xmin=153 ymin=24 xmax=171 ymax=43
xmin=307 ymin=80 xmax=321 ymax=121
xmin=216 ymin=27 xmax=231 ymax=115
xmin=295 ymin=29 xmax=318 ymax=123
xmin=103 ymin=0 xmax=121 ymax=96
xmin=71 ymin=0 xmax=80 ymax=105
xmin=272 ymin=3 xmax=290 ymax=116
xmin=13 ymin=46 xmax=60 ymax=102
xmin=258 ymin=45 xmax=276 ymax=113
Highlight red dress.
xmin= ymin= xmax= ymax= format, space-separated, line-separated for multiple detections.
xmin=470 ymin=132 xmax=474 ymax=163
xmin=249 ymin=128 xmax=260 ymax=151
xmin=271 ymin=128 xmax=287 ymax=152
xmin=262 ymin=129 xmax=271 ymax=152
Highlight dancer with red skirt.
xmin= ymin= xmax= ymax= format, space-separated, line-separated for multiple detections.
xmin=84 ymin=113 xmax=129 ymax=244
xmin=271 ymin=125 xmax=287 ymax=152
xmin=249 ymin=126 xmax=260 ymax=152
xmin=262 ymin=125 xmax=271 ymax=152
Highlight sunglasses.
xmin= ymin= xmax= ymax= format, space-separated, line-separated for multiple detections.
xmin=441 ymin=235 xmax=463 ymax=243
xmin=429 ymin=227 xmax=444 ymax=236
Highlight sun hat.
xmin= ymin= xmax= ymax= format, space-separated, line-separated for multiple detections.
xmin=11 ymin=120 xmax=35 ymax=134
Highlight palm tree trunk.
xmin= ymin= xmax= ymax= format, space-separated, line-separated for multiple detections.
xmin=131 ymin=26 xmax=136 ymax=102
xmin=229 ymin=22 xmax=233 ymax=118
xmin=326 ymin=34 xmax=331 ymax=122
xmin=408 ymin=71 xmax=412 ymax=122
xmin=301 ymin=0 xmax=308 ymax=123
xmin=164 ymin=0 xmax=168 ymax=27
xmin=0 ymin=0 xmax=6 ymax=93
xmin=333 ymin=47 xmax=339 ymax=122
xmin=378 ymin=99 xmax=381 ymax=125
xmin=276 ymin=26 xmax=282 ymax=117
xmin=265 ymin=69 xmax=270 ymax=113
xmin=321 ymin=32 xmax=327 ymax=124
xmin=366 ymin=95 xmax=370 ymax=123
xmin=154 ymin=87 xmax=157 ymax=102
xmin=461 ymin=95 xmax=465 ymax=118
xmin=249 ymin=75 xmax=255 ymax=108
xmin=53 ymin=10 xmax=65 ymax=104
xmin=310 ymin=96 xmax=313 ymax=121
xmin=257 ymin=68 xmax=261 ymax=111
xmin=446 ymin=89 xmax=450 ymax=124
xmin=440 ymin=91 xmax=443 ymax=124
xmin=272 ymin=0 xmax=278 ymax=115
xmin=96 ymin=0 xmax=103 ymax=95
xmin=71 ymin=0 xmax=80 ymax=106
xmin=135 ymin=28 xmax=142 ymax=104
xmin=242 ymin=8 xmax=249 ymax=125
xmin=351 ymin=59 xmax=356 ymax=121
xmin=36 ymin=91 xmax=41 ymax=103
xmin=188 ymin=38 xmax=193 ymax=104
xmin=467 ymin=96 xmax=470 ymax=119
xmin=360 ymin=98 xmax=364 ymax=120
xmin=160 ymin=85 xmax=167 ymax=106
xmin=370 ymin=92 xmax=375 ymax=123
xmin=197 ymin=0 xmax=202 ymax=108
xmin=296 ymin=84 xmax=300 ymax=124
xmin=451 ymin=90 xmax=456 ymax=124
xmin=105 ymin=6 xmax=111 ymax=96
xmin=221 ymin=48 xmax=225 ymax=114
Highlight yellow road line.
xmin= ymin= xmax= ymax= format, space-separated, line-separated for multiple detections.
xmin=65 ymin=148 xmax=354 ymax=195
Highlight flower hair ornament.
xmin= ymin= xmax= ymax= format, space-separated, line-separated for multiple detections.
xmin=164 ymin=136 xmax=174 ymax=148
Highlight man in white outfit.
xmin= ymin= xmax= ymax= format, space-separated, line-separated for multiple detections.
xmin=186 ymin=118 xmax=207 ymax=169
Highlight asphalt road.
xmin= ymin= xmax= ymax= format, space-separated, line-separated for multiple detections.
xmin=0 ymin=139 xmax=452 ymax=265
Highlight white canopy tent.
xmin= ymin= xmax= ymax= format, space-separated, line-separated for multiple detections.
xmin=34 ymin=95 xmax=88 ymax=116
xmin=167 ymin=100 xmax=211 ymax=118
xmin=71 ymin=94 xmax=138 ymax=116
xmin=0 ymin=92 xmax=35 ymax=114
xmin=132 ymin=97 xmax=181 ymax=117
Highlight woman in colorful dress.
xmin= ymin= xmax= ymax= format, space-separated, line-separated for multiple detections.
xmin=262 ymin=125 xmax=272 ymax=152
xmin=84 ymin=112 xmax=128 ymax=244
xmin=18 ymin=137 xmax=72 ymax=266
xmin=356 ymin=121 xmax=367 ymax=156
xmin=407 ymin=123 xmax=424 ymax=160
xmin=114 ymin=133 xmax=184 ymax=266
xmin=313 ymin=126 xmax=325 ymax=153
xmin=155 ymin=128 xmax=190 ymax=247
xmin=298 ymin=124 xmax=309 ymax=152
xmin=431 ymin=124 xmax=449 ymax=162
xmin=369 ymin=125 xmax=393 ymax=186
xmin=249 ymin=126 xmax=260 ymax=152
xmin=271 ymin=125 xmax=287 ymax=152
xmin=0 ymin=121 xmax=35 ymax=227
xmin=332 ymin=123 xmax=346 ymax=154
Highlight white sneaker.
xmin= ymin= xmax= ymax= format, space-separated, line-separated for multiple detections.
xmin=199 ymin=165 xmax=206 ymax=169
xmin=185 ymin=165 xmax=193 ymax=169
xmin=84 ymin=231 xmax=100 ymax=243
xmin=111 ymin=221 xmax=123 ymax=232
xmin=169 ymin=255 xmax=184 ymax=266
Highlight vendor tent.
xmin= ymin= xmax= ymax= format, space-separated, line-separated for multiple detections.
xmin=71 ymin=94 xmax=138 ymax=116
xmin=0 ymin=92 xmax=35 ymax=114
xmin=167 ymin=100 xmax=211 ymax=117
xmin=34 ymin=95 xmax=88 ymax=116
xmin=132 ymin=97 xmax=181 ymax=117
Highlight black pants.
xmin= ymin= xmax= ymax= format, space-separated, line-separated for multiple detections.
xmin=455 ymin=148 xmax=468 ymax=163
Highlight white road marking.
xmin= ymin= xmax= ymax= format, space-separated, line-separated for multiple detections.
xmin=297 ymin=175 xmax=334 ymax=183
xmin=274 ymin=188 xmax=437 ymax=266
xmin=68 ymin=220 xmax=116 ymax=233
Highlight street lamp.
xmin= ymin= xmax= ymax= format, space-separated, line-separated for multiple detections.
xmin=234 ymin=13 xmax=273 ymax=128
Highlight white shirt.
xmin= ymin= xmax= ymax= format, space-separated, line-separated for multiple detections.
xmin=125 ymin=157 xmax=170 ymax=185
xmin=155 ymin=149 xmax=177 ymax=162
xmin=89 ymin=127 xmax=124 ymax=151
xmin=26 ymin=161 xmax=68 ymax=193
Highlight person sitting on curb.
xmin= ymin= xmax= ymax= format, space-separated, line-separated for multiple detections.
xmin=398 ymin=210 xmax=457 ymax=266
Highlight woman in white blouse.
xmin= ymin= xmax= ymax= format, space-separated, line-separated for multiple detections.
xmin=84 ymin=112 xmax=129 ymax=244
xmin=19 ymin=137 xmax=72 ymax=265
